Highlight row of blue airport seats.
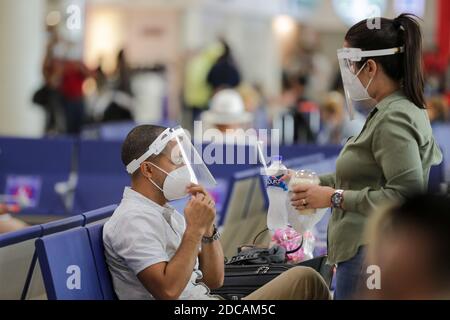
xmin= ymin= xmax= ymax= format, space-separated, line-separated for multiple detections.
xmin=0 ymin=133 xmax=447 ymax=220
xmin=0 ymin=205 xmax=117 ymax=300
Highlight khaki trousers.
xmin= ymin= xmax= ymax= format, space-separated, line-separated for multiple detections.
xmin=242 ymin=266 xmax=331 ymax=300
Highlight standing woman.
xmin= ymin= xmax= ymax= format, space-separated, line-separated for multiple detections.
xmin=290 ymin=14 xmax=443 ymax=300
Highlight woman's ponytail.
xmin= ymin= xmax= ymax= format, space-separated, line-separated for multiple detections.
xmin=395 ymin=13 xmax=426 ymax=108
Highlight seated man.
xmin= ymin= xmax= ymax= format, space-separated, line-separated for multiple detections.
xmin=103 ymin=124 xmax=330 ymax=300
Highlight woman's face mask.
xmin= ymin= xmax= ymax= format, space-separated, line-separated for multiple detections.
xmin=146 ymin=162 xmax=193 ymax=201
xmin=344 ymin=61 xmax=374 ymax=101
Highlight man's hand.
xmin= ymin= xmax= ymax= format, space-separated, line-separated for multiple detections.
xmin=186 ymin=185 xmax=224 ymax=290
xmin=184 ymin=192 xmax=216 ymax=237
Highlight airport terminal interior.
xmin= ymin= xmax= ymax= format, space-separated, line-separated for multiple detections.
xmin=0 ymin=0 xmax=450 ymax=302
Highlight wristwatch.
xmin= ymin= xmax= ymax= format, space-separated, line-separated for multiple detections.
xmin=202 ymin=225 xmax=220 ymax=244
xmin=331 ymin=189 xmax=345 ymax=209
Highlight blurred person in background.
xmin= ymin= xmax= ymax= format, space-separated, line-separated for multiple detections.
xmin=183 ymin=42 xmax=223 ymax=122
xmin=0 ymin=203 xmax=27 ymax=234
xmin=237 ymin=83 xmax=269 ymax=131
xmin=282 ymin=73 xmax=317 ymax=143
xmin=317 ymin=91 xmax=365 ymax=145
xmin=200 ymin=89 xmax=255 ymax=145
xmin=361 ymin=194 xmax=450 ymax=300
xmin=102 ymin=49 xmax=134 ymax=122
xmin=33 ymin=27 xmax=65 ymax=135
xmin=426 ymin=96 xmax=449 ymax=124
xmin=59 ymin=43 xmax=90 ymax=135
xmin=207 ymin=40 xmax=241 ymax=94
xmin=290 ymin=14 xmax=443 ymax=300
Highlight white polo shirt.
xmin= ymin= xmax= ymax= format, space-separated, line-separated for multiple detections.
xmin=103 ymin=187 xmax=217 ymax=300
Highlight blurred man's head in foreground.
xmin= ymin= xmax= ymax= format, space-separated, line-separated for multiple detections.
xmin=363 ymin=193 xmax=450 ymax=300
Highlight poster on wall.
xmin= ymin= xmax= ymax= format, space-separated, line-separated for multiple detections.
xmin=3 ymin=175 xmax=42 ymax=208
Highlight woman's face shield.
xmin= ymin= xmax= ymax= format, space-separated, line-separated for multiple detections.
xmin=337 ymin=46 xmax=404 ymax=119
xmin=126 ymin=127 xmax=216 ymax=187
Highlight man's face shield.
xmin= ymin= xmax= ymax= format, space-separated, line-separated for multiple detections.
xmin=126 ymin=127 xmax=216 ymax=187
xmin=337 ymin=46 xmax=404 ymax=119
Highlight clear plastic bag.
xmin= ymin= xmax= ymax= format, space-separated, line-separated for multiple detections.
xmin=286 ymin=170 xmax=328 ymax=234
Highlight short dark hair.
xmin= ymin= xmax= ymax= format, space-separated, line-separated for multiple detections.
xmin=345 ymin=13 xmax=425 ymax=108
xmin=389 ymin=194 xmax=450 ymax=285
xmin=121 ymin=125 xmax=166 ymax=172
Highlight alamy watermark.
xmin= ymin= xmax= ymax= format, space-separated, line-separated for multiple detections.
xmin=172 ymin=121 xmax=281 ymax=166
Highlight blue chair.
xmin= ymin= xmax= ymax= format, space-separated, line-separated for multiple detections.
xmin=82 ymin=204 xmax=117 ymax=225
xmin=0 ymin=136 xmax=74 ymax=216
xmin=41 ymin=215 xmax=85 ymax=236
xmin=73 ymin=140 xmax=128 ymax=213
xmin=35 ymin=227 xmax=103 ymax=300
xmin=86 ymin=224 xmax=116 ymax=300
xmin=0 ymin=225 xmax=43 ymax=248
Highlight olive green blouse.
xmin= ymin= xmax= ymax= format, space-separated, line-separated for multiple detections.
xmin=320 ymin=91 xmax=443 ymax=265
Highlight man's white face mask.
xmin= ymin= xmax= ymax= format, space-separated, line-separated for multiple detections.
xmin=147 ymin=162 xmax=192 ymax=201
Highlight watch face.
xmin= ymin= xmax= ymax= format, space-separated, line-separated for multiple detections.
xmin=332 ymin=193 xmax=341 ymax=206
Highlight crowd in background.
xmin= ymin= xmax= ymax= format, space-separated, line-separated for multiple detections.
xmin=34 ymin=25 xmax=450 ymax=147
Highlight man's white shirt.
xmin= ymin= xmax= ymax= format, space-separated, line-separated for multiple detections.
xmin=103 ymin=187 xmax=218 ymax=300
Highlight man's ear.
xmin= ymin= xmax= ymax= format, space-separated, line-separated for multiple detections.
xmin=140 ymin=162 xmax=153 ymax=180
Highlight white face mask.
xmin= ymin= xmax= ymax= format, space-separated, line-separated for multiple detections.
xmin=343 ymin=61 xmax=374 ymax=101
xmin=147 ymin=163 xmax=193 ymax=201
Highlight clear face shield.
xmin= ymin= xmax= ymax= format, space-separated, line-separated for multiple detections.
xmin=126 ymin=127 xmax=216 ymax=200
xmin=337 ymin=46 xmax=404 ymax=119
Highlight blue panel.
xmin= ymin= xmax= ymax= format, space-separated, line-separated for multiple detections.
xmin=35 ymin=227 xmax=103 ymax=300
xmin=0 ymin=225 xmax=43 ymax=248
xmin=201 ymin=144 xmax=259 ymax=179
xmin=41 ymin=215 xmax=85 ymax=236
xmin=429 ymin=161 xmax=444 ymax=193
xmin=73 ymin=176 xmax=127 ymax=214
xmin=432 ymin=124 xmax=450 ymax=182
xmin=278 ymin=144 xmax=342 ymax=160
xmin=0 ymin=136 xmax=73 ymax=174
xmin=82 ymin=204 xmax=117 ymax=225
xmin=73 ymin=140 xmax=129 ymax=213
xmin=0 ymin=137 xmax=74 ymax=215
xmin=85 ymin=224 xmax=116 ymax=300
xmin=98 ymin=121 xmax=136 ymax=142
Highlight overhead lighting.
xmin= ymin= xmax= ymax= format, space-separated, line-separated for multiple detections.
xmin=273 ymin=15 xmax=296 ymax=37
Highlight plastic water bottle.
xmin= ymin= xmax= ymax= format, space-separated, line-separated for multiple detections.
xmin=266 ymin=155 xmax=289 ymax=234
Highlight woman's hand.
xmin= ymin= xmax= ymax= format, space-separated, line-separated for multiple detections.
xmin=290 ymin=184 xmax=335 ymax=210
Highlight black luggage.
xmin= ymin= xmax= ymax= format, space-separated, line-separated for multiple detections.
xmin=211 ymin=255 xmax=334 ymax=300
